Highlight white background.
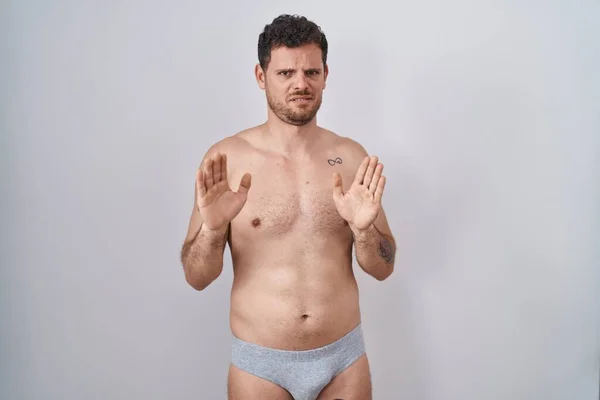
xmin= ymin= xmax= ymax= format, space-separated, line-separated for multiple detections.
xmin=2 ymin=1 xmax=599 ymax=399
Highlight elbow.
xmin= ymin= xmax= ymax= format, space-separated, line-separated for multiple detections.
xmin=375 ymin=255 xmax=396 ymax=281
xmin=375 ymin=264 xmax=394 ymax=281
xmin=183 ymin=263 xmax=221 ymax=291
xmin=186 ymin=275 xmax=210 ymax=291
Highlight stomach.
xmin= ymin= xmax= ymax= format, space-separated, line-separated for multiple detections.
xmin=228 ymin=244 xmax=361 ymax=350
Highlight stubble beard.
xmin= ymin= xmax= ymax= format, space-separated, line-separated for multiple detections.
xmin=265 ymin=87 xmax=322 ymax=127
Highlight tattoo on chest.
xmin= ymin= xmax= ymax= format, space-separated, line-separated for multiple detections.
xmin=378 ymin=237 xmax=394 ymax=264
xmin=327 ymin=157 xmax=342 ymax=166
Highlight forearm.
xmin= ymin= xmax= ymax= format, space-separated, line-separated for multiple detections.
xmin=351 ymin=223 xmax=396 ymax=281
xmin=181 ymin=224 xmax=228 ymax=290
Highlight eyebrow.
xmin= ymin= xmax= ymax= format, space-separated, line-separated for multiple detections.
xmin=275 ymin=68 xmax=323 ymax=73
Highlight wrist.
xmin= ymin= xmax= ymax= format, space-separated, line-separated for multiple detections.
xmin=349 ymin=222 xmax=374 ymax=240
xmin=200 ymin=223 xmax=229 ymax=238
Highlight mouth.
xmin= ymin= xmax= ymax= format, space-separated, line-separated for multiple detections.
xmin=289 ymin=96 xmax=313 ymax=103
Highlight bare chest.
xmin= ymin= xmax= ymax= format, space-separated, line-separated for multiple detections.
xmin=231 ymin=162 xmax=349 ymax=237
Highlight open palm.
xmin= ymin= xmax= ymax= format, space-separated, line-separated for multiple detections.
xmin=197 ymin=153 xmax=251 ymax=231
xmin=333 ymin=156 xmax=386 ymax=231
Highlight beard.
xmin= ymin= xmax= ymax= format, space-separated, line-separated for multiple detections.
xmin=265 ymin=88 xmax=322 ymax=126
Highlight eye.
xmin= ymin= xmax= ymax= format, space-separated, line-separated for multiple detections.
xmin=278 ymin=70 xmax=291 ymax=76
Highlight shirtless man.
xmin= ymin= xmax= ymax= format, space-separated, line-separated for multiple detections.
xmin=180 ymin=14 xmax=396 ymax=400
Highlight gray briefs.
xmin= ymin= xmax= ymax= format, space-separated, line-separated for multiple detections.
xmin=231 ymin=323 xmax=366 ymax=400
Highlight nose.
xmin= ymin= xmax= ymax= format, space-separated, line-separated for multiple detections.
xmin=293 ymin=72 xmax=309 ymax=91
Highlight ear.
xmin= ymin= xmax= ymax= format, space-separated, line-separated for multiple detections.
xmin=255 ymin=63 xmax=266 ymax=90
xmin=323 ymin=63 xmax=329 ymax=90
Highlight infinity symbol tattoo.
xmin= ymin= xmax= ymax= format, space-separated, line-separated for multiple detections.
xmin=327 ymin=157 xmax=342 ymax=166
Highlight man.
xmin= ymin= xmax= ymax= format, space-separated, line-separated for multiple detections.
xmin=180 ymin=14 xmax=396 ymax=400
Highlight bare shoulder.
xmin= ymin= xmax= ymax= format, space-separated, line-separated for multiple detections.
xmin=336 ymin=136 xmax=369 ymax=157
xmin=202 ymin=132 xmax=252 ymax=159
xmin=197 ymin=127 xmax=260 ymax=166
xmin=322 ymin=129 xmax=370 ymax=165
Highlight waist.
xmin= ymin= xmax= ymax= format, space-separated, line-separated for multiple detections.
xmin=231 ymin=322 xmax=365 ymax=362
xmin=229 ymin=271 xmax=361 ymax=350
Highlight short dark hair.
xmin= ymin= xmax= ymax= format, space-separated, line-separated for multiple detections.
xmin=257 ymin=14 xmax=328 ymax=70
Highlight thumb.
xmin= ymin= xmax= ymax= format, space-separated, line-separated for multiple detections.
xmin=237 ymin=172 xmax=252 ymax=195
xmin=332 ymin=172 xmax=344 ymax=199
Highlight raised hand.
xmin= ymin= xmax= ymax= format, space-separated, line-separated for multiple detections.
xmin=333 ymin=155 xmax=386 ymax=231
xmin=196 ymin=153 xmax=251 ymax=231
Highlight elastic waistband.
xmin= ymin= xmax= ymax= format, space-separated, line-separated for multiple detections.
xmin=231 ymin=323 xmax=364 ymax=362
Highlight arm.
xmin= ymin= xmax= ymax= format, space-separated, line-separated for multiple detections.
xmin=333 ymin=139 xmax=397 ymax=281
xmin=180 ymin=199 xmax=229 ymax=291
xmin=350 ymin=208 xmax=396 ymax=281
xmin=180 ymin=139 xmax=251 ymax=290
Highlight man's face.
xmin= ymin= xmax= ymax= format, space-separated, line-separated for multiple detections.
xmin=257 ymin=44 xmax=328 ymax=126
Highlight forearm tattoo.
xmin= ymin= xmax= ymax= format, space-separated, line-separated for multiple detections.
xmin=378 ymin=237 xmax=394 ymax=264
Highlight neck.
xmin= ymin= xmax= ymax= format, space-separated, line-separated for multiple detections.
xmin=262 ymin=112 xmax=320 ymax=157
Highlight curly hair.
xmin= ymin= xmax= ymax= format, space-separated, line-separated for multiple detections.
xmin=257 ymin=14 xmax=328 ymax=70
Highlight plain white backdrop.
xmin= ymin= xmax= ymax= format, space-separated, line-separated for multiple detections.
xmin=2 ymin=1 xmax=599 ymax=399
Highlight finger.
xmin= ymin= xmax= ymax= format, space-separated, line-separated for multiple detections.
xmin=374 ymin=175 xmax=386 ymax=205
xmin=237 ymin=172 xmax=252 ymax=194
xmin=221 ymin=153 xmax=228 ymax=182
xmin=204 ymin=158 xmax=214 ymax=189
xmin=213 ymin=153 xmax=222 ymax=182
xmin=333 ymin=172 xmax=344 ymax=200
xmin=362 ymin=156 xmax=378 ymax=187
xmin=353 ymin=156 xmax=370 ymax=185
xmin=369 ymin=163 xmax=383 ymax=193
xmin=196 ymin=168 xmax=206 ymax=198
